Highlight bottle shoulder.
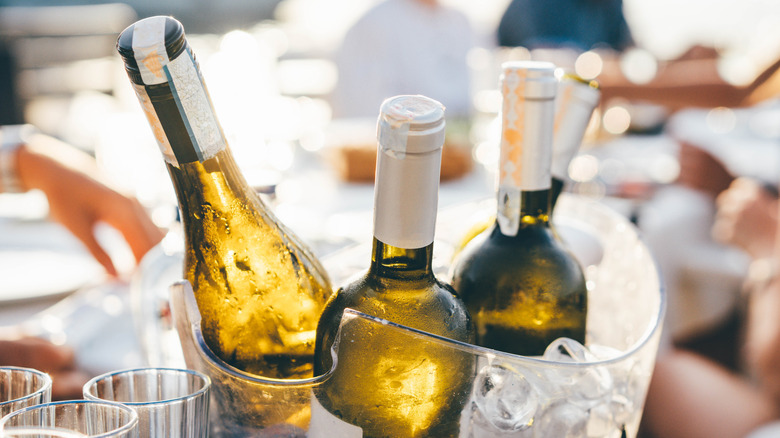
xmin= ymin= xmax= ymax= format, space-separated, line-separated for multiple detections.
xmin=451 ymin=226 xmax=586 ymax=297
xmin=456 ymin=224 xmax=574 ymax=262
xmin=319 ymin=271 xmax=473 ymax=339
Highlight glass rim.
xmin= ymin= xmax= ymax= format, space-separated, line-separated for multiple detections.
xmin=0 ymin=399 xmax=139 ymax=437
xmin=0 ymin=366 xmax=52 ymax=408
xmin=0 ymin=426 xmax=89 ymax=437
xmin=82 ymin=367 xmax=211 ymax=406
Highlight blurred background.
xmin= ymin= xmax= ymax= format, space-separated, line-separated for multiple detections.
xmin=2 ymin=0 xmax=780 ymax=378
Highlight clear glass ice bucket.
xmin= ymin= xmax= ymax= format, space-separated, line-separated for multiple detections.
xmin=167 ymin=194 xmax=665 ymax=437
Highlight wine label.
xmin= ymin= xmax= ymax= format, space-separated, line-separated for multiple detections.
xmin=130 ymin=16 xmax=170 ymax=86
xmin=497 ymin=63 xmax=555 ymax=236
xmin=498 ymin=68 xmax=553 ymax=192
xmin=131 ymin=16 xmax=226 ymax=166
xmin=308 ymin=394 xmax=363 ymax=437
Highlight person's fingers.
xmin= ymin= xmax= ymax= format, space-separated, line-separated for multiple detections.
xmin=0 ymin=337 xmax=77 ymax=372
xmin=116 ymin=198 xmax=164 ymax=263
xmin=68 ymin=223 xmax=119 ymax=277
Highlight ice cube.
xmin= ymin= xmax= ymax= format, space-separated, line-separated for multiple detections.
xmin=532 ymin=401 xmax=587 ymax=438
xmin=542 ymin=338 xmax=613 ymax=409
xmin=473 ymin=364 xmax=539 ymax=432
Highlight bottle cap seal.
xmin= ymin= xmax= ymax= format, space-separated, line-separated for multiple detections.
xmin=377 ymin=95 xmax=446 ymax=157
xmin=117 ymin=16 xmax=187 ymax=86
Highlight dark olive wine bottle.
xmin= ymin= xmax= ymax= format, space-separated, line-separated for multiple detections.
xmin=450 ymin=61 xmax=587 ymax=357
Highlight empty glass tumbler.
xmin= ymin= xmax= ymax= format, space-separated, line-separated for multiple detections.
xmin=0 ymin=367 xmax=52 ymax=419
xmin=0 ymin=400 xmax=139 ymax=438
xmin=83 ymin=368 xmax=210 ymax=438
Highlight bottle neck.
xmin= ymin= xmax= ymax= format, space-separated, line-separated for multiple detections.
xmin=550 ymin=176 xmax=565 ymax=211
xmin=370 ymin=137 xmax=441 ymax=280
xmin=496 ymin=92 xmax=555 ymax=236
xmin=168 ymin=147 xmax=244 ymax=199
xmin=495 ymin=187 xmax=551 ymax=235
xmin=369 ymin=238 xmax=434 ymax=281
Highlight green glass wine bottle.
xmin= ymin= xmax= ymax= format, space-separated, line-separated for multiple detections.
xmin=117 ymin=16 xmax=332 ymax=379
xmin=312 ymin=95 xmax=475 ymax=437
xmin=450 ymin=61 xmax=587 ymax=357
xmin=452 ymin=69 xmax=600 ymax=255
xmin=550 ymin=71 xmax=600 ymax=209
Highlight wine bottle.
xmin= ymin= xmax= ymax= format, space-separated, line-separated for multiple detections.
xmin=450 ymin=61 xmax=587 ymax=357
xmin=313 ymin=95 xmax=475 ymax=437
xmin=452 ymin=70 xmax=600 ymax=256
xmin=550 ymin=71 xmax=600 ymax=209
xmin=116 ymin=16 xmax=332 ymax=379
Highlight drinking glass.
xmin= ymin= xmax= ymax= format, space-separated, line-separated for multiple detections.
xmin=0 ymin=427 xmax=87 ymax=437
xmin=83 ymin=368 xmax=210 ymax=438
xmin=0 ymin=367 xmax=52 ymax=419
xmin=0 ymin=400 xmax=138 ymax=438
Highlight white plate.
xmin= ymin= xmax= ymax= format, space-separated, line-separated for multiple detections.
xmin=0 ymin=221 xmax=104 ymax=303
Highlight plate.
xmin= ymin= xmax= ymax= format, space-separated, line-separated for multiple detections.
xmin=0 ymin=220 xmax=104 ymax=303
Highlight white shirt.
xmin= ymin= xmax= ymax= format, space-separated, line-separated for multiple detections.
xmin=330 ymin=0 xmax=474 ymax=119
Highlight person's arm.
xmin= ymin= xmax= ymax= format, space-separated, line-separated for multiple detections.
xmin=640 ymin=349 xmax=779 ymax=438
xmin=712 ymin=177 xmax=778 ymax=258
xmin=741 ymin=188 xmax=780 ymax=405
xmin=712 ymin=177 xmax=780 ymax=404
xmin=11 ymin=132 xmax=163 ymax=276
xmin=599 ymin=52 xmax=780 ymax=111
xmin=0 ymin=331 xmax=89 ymax=400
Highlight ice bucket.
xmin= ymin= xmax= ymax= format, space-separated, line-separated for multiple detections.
xmin=168 ymin=194 xmax=665 ymax=437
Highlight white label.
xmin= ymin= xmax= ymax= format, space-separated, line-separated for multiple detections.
xmin=131 ymin=17 xmax=225 ymax=165
xmin=308 ymin=393 xmax=363 ymax=437
xmin=131 ymin=16 xmax=170 ymax=85
xmin=166 ymin=52 xmax=225 ymax=162
xmin=373 ymin=148 xmax=440 ymax=249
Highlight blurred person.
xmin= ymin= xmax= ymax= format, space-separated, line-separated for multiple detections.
xmin=0 ymin=334 xmax=88 ymax=401
xmin=329 ymin=0 xmax=475 ymax=119
xmin=598 ymin=45 xmax=780 ymax=112
xmin=638 ymin=177 xmax=780 ymax=438
xmin=1 ymin=125 xmax=164 ymax=277
xmin=0 ymin=126 xmax=164 ymax=399
xmin=496 ymin=0 xmax=634 ymax=52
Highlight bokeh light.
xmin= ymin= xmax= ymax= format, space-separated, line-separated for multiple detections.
xmin=574 ymin=51 xmax=603 ymax=80
xmin=705 ymin=106 xmax=737 ymax=134
xmin=602 ymin=106 xmax=632 ymax=135
xmin=620 ymin=48 xmax=658 ymax=84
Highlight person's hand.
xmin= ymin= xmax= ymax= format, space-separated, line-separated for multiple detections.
xmin=713 ymin=177 xmax=778 ymax=259
xmin=15 ymin=134 xmax=164 ymax=276
xmin=676 ymin=140 xmax=735 ymax=198
xmin=0 ymin=336 xmax=89 ymax=400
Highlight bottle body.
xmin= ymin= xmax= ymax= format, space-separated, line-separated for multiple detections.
xmin=313 ymin=95 xmax=474 ymax=437
xmin=168 ymin=149 xmax=331 ymax=377
xmin=451 ymin=62 xmax=587 ymax=357
xmin=450 ymin=196 xmax=587 ymax=356
xmin=118 ymin=16 xmax=331 ymax=379
xmin=315 ymin=242 xmax=474 ymax=437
